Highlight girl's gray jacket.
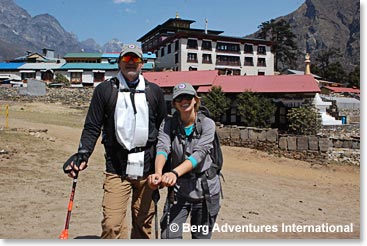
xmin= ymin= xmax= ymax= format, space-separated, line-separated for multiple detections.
xmin=156 ymin=113 xmax=221 ymax=201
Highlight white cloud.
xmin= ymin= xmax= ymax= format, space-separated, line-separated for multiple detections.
xmin=113 ymin=0 xmax=136 ymax=4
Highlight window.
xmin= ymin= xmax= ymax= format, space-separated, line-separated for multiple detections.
xmin=257 ymin=58 xmax=266 ymax=67
xmin=202 ymin=40 xmax=212 ymax=50
xmin=233 ymin=69 xmax=241 ymax=76
xmin=257 ymin=45 xmax=266 ymax=55
xmin=21 ymin=72 xmax=36 ymax=80
xmin=218 ymin=69 xmax=240 ymax=76
xmin=94 ymin=72 xmax=105 ymax=82
xmin=161 ymin=47 xmax=165 ymax=57
xmin=202 ymin=54 xmax=212 ymax=64
xmin=70 ymin=72 xmax=82 ymax=83
xmin=175 ymin=40 xmax=179 ymax=51
xmin=244 ymin=57 xmax=254 ymax=66
xmin=258 ymin=71 xmax=265 ymax=76
xmin=244 ymin=44 xmax=253 ymax=53
xmin=167 ymin=44 xmax=172 ymax=54
xmin=217 ymin=69 xmax=226 ymax=75
xmin=41 ymin=71 xmax=53 ymax=81
xmin=187 ymin=53 xmax=198 ymax=63
xmin=216 ymin=42 xmax=240 ymax=53
xmin=216 ymin=55 xmax=240 ymax=66
xmin=187 ymin=39 xmax=198 ymax=49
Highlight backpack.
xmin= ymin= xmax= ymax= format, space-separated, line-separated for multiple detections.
xmin=168 ymin=105 xmax=225 ymax=200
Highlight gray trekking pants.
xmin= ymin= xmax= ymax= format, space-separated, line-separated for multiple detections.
xmin=160 ymin=193 xmax=220 ymax=239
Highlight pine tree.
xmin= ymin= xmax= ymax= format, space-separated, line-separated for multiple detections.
xmin=256 ymin=19 xmax=298 ymax=71
xmin=236 ymin=91 xmax=276 ymax=128
xmin=201 ymin=86 xmax=230 ymax=122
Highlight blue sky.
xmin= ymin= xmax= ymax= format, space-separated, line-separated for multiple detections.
xmin=14 ymin=0 xmax=305 ymax=45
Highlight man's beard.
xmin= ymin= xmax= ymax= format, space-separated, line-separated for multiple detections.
xmin=126 ymin=71 xmax=139 ymax=77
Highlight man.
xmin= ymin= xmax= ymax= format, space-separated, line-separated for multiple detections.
xmin=63 ymin=44 xmax=167 ymax=239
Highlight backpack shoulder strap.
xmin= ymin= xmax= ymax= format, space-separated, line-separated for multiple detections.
xmin=195 ymin=111 xmax=207 ymax=136
xmin=104 ymin=77 xmax=119 ymax=119
xmin=170 ymin=111 xmax=180 ymax=141
xmin=144 ymin=79 xmax=159 ymax=112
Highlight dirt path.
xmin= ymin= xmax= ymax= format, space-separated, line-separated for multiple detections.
xmin=0 ymin=101 xmax=360 ymax=239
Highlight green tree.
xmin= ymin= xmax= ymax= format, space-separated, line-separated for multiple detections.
xmin=347 ymin=66 xmax=360 ymax=88
xmin=311 ymin=48 xmax=360 ymax=87
xmin=287 ymin=105 xmax=321 ymax=135
xmin=236 ymin=91 xmax=276 ymax=128
xmin=256 ymin=19 xmax=298 ymax=71
xmin=311 ymin=48 xmax=346 ymax=81
xmin=201 ymin=86 xmax=230 ymax=122
xmin=54 ymin=73 xmax=70 ymax=86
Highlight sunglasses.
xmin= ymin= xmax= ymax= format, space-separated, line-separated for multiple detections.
xmin=174 ymin=94 xmax=194 ymax=102
xmin=121 ymin=55 xmax=143 ymax=63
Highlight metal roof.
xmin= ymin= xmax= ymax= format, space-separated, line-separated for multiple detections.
xmin=142 ymin=63 xmax=154 ymax=70
xmin=324 ymin=86 xmax=360 ymax=94
xmin=144 ymin=71 xmax=320 ymax=93
xmin=18 ymin=63 xmax=65 ymax=70
xmin=63 ymin=53 xmax=103 ymax=58
xmin=321 ymin=95 xmax=360 ymax=109
xmin=143 ymin=70 xmax=217 ymax=87
xmin=0 ymin=62 xmax=25 ymax=69
xmin=209 ymin=74 xmax=321 ymax=93
xmin=101 ymin=53 xmax=157 ymax=59
xmin=102 ymin=53 xmax=119 ymax=59
xmin=60 ymin=63 xmax=118 ymax=70
xmin=143 ymin=52 xmax=156 ymax=59
xmin=286 ymin=69 xmax=321 ymax=79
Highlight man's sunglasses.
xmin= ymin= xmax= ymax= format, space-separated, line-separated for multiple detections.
xmin=174 ymin=94 xmax=194 ymax=102
xmin=121 ymin=55 xmax=143 ymax=63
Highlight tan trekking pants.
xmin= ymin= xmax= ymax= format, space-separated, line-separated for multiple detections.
xmin=101 ymin=172 xmax=155 ymax=239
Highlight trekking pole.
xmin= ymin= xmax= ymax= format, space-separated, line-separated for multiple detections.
xmin=59 ymin=171 xmax=79 ymax=239
xmin=165 ymin=187 xmax=174 ymax=239
xmin=152 ymin=189 xmax=160 ymax=239
xmin=165 ymin=198 xmax=170 ymax=239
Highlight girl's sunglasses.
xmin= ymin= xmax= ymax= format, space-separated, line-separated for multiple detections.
xmin=121 ymin=55 xmax=143 ymax=63
xmin=174 ymin=94 xmax=194 ymax=102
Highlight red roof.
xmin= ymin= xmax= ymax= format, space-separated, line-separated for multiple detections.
xmin=143 ymin=70 xmax=320 ymax=93
xmin=143 ymin=70 xmax=217 ymax=87
xmin=324 ymin=86 xmax=360 ymax=94
xmin=206 ymin=74 xmax=320 ymax=93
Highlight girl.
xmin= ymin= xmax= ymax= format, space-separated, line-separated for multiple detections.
xmin=148 ymin=82 xmax=221 ymax=239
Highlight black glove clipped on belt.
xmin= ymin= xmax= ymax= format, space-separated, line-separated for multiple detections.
xmin=63 ymin=149 xmax=90 ymax=174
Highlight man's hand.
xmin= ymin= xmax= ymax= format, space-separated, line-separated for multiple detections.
xmin=63 ymin=150 xmax=89 ymax=178
xmin=147 ymin=173 xmax=162 ymax=190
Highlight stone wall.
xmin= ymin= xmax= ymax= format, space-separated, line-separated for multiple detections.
xmin=217 ymin=125 xmax=360 ymax=166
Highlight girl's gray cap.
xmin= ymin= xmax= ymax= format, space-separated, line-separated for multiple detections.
xmin=172 ymin=82 xmax=198 ymax=99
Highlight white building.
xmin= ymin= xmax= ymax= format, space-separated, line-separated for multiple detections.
xmin=138 ymin=15 xmax=274 ymax=76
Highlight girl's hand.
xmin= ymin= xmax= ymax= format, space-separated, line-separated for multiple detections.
xmin=161 ymin=172 xmax=177 ymax=187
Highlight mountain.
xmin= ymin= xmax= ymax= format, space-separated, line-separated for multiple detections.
xmin=78 ymin=38 xmax=125 ymax=53
xmin=0 ymin=0 xmax=84 ymax=60
xmin=80 ymin=38 xmax=103 ymax=53
xmin=247 ymin=0 xmax=360 ymax=72
xmin=0 ymin=0 xmax=124 ymax=61
xmin=0 ymin=0 xmax=360 ymax=71
xmin=102 ymin=39 xmax=125 ymax=53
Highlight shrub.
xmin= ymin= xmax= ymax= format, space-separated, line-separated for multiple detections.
xmin=287 ymin=105 xmax=321 ymax=135
xmin=54 ymin=73 xmax=70 ymax=86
